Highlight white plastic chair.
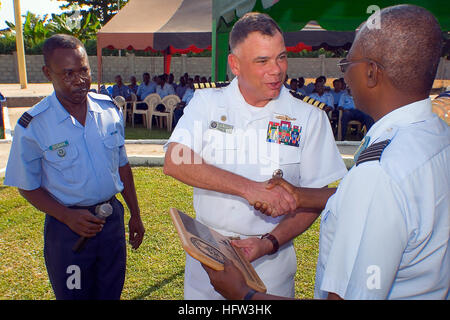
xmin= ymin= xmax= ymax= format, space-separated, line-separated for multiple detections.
xmin=144 ymin=93 xmax=165 ymax=129
xmin=131 ymin=93 xmax=153 ymax=128
xmin=113 ymin=96 xmax=127 ymax=125
xmin=161 ymin=94 xmax=181 ymax=131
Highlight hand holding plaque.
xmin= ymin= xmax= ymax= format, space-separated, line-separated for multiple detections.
xmin=169 ymin=208 xmax=266 ymax=293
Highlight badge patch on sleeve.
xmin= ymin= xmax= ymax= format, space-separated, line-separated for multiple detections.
xmin=266 ymin=121 xmax=301 ymax=147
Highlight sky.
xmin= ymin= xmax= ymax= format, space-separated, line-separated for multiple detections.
xmin=0 ymin=0 xmax=69 ymax=29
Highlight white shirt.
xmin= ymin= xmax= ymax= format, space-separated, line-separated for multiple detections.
xmin=167 ymin=77 xmax=347 ymax=237
xmin=166 ymin=77 xmax=347 ymax=299
xmin=315 ymin=98 xmax=450 ymax=300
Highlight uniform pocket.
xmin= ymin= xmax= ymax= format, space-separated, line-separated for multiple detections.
xmin=102 ymin=133 xmax=124 ymax=170
xmin=260 ymin=145 xmax=301 ymax=186
xmin=43 ymin=145 xmax=79 ymax=183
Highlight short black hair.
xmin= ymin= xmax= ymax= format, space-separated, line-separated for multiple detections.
xmin=43 ymin=34 xmax=85 ymax=66
xmin=356 ymin=4 xmax=442 ymax=94
xmin=229 ymin=12 xmax=282 ymax=52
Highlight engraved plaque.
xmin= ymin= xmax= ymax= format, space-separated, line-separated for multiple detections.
xmin=169 ymin=208 xmax=266 ymax=293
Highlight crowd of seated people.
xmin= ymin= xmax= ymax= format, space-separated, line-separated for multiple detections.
xmin=95 ymin=72 xmax=208 ymax=127
xmin=97 ymin=71 xmax=375 ymax=139
xmin=285 ymin=75 xmax=374 ymax=140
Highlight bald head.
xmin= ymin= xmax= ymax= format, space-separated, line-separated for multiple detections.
xmin=355 ymin=4 xmax=442 ymax=95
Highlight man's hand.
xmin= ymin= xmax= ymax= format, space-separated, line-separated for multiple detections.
xmin=231 ymin=238 xmax=273 ymax=262
xmin=64 ymin=208 xmax=105 ymax=238
xmin=245 ymin=181 xmax=297 ymax=216
xmin=253 ymin=178 xmax=300 ymax=217
xmin=254 ymin=178 xmax=335 ymax=217
xmin=128 ymin=214 xmax=145 ymax=249
xmin=202 ymin=260 xmax=251 ymax=300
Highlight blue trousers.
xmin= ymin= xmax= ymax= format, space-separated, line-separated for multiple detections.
xmin=44 ymin=197 xmax=126 ymax=300
xmin=340 ymin=109 xmax=374 ymax=140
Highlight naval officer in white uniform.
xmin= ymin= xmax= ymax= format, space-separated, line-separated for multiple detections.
xmin=201 ymin=5 xmax=449 ymax=301
xmin=163 ymin=12 xmax=347 ymax=299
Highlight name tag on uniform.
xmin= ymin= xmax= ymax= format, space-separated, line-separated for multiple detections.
xmin=209 ymin=121 xmax=234 ymax=134
xmin=49 ymin=140 xmax=69 ymax=157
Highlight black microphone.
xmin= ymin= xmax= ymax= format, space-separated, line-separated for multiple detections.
xmin=72 ymin=203 xmax=113 ymax=253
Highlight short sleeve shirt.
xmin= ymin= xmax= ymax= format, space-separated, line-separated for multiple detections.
xmin=314 ymin=98 xmax=450 ymax=300
xmin=4 ymin=92 xmax=128 ymax=207
xmin=165 ymin=77 xmax=347 ymax=236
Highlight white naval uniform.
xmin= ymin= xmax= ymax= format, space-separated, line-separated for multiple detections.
xmin=315 ymin=98 xmax=450 ymax=300
xmin=166 ymin=77 xmax=347 ymax=299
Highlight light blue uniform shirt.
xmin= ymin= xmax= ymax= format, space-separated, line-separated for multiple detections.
xmin=315 ymin=98 xmax=450 ymax=299
xmin=136 ymin=81 xmax=157 ymax=100
xmin=4 ymin=92 xmax=128 ymax=207
xmin=156 ymin=83 xmax=175 ymax=98
xmin=338 ymin=92 xmax=356 ymax=110
xmin=309 ymin=92 xmax=334 ymax=109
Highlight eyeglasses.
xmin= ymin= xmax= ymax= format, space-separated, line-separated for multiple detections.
xmin=337 ymin=58 xmax=384 ymax=73
xmin=47 ymin=66 xmax=91 ymax=82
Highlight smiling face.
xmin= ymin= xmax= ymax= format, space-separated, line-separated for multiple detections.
xmin=228 ymin=31 xmax=288 ymax=107
xmin=43 ymin=46 xmax=91 ymax=107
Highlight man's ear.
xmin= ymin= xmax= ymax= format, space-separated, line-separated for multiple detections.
xmin=366 ymin=62 xmax=380 ymax=88
xmin=228 ymin=53 xmax=240 ymax=77
xmin=42 ymin=65 xmax=52 ymax=82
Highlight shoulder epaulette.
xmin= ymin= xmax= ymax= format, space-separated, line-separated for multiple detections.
xmin=194 ymin=82 xmax=230 ymax=90
xmin=88 ymin=91 xmax=119 ymax=109
xmin=88 ymin=91 xmax=113 ymax=102
xmin=289 ymin=90 xmax=327 ymax=110
xmin=17 ymin=112 xmax=33 ymax=128
xmin=356 ymin=139 xmax=391 ymax=166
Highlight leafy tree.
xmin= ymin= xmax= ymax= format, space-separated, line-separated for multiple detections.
xmin=5 ymin=12 xmax=51 ymax=47
xmin=57 ymin=0 xmax=129 ymax=25
xmin=47 ymin=11 xmax=101 ymax=41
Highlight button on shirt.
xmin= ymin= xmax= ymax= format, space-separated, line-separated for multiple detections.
xmin=166 ymin=77 xmax=347 ymax=237
xmin=4 ymin=92 xmax=128 ymax=207
xmin=314 ymin=98 xmax=450 ymax=299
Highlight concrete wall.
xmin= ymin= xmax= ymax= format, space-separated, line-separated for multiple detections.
xmin=1 ymin=53 xmax=449 ymax=84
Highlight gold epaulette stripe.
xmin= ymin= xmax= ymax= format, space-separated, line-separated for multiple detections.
xmin=194 ymin=82 xmax=230 ymax=90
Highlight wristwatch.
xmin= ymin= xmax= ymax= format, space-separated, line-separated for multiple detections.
xmin=260 ymin=233 xmax=279 ymax=255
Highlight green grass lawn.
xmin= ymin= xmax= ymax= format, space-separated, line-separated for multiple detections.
xmin=0 ymin=167 xmax=320 ymax=300
xmin=124 ymin=126 xmax=172 ymax=140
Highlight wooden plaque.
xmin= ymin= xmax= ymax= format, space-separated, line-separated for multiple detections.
xmin=169 ymin=208 xmax=267 ymax=293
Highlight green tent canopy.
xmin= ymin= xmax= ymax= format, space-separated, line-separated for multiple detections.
xmin=211 ymin=0 xmax=450 ymax=80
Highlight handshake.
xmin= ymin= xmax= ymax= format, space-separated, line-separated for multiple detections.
xmin=246 ymin=177 xmax=332 ymax=217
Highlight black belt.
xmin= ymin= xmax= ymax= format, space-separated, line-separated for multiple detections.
xmin=69 ymin=195 xmax=116 ymax=214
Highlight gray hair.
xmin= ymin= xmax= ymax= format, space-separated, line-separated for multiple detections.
xmin=355 ymin=4 xmax=442 ymax=94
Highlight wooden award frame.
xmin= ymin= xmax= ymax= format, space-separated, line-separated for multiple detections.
xmin=169 ymin=208 xmax=266 ymax=293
